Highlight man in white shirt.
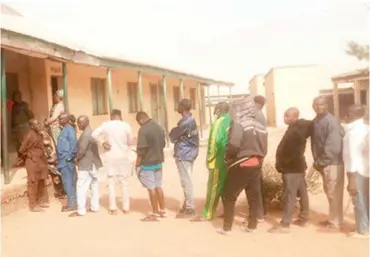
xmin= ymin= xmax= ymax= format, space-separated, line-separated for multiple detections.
xmin=343 ymin=104 xmax=369 ymax=238
xmin=92 ymin=109 xmax=133 ymax=215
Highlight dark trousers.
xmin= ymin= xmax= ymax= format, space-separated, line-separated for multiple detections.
xmin=223 ymin=165 xmax=263 ymax=231
xmin=246 ymin=175 xmax=266 ymax=219
xmin=281 ymin=173 xmax=309 ymax=227
xmin=60 ymin=165 xmax=77 ymax=207
xmin=28 ymin=179 xmax=49 ymax=208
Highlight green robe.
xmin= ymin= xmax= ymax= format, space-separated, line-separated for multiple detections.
xmin=203 ymin=113 xmax=231 ymax=219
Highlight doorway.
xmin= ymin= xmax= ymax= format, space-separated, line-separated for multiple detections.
xmin=51 ymin=76 xmax=62 ymax=102
xmin=150 ymin=83 xmax=165 ymax=127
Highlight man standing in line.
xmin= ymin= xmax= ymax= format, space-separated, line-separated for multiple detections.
xmin=269 ymin=108 xmax=311 ymax=233
xmin=135 ymin=111 xmax=166 ymax=221
xmin=169 ymin=99 xmax=199 ymax=218
xmin=70 ymin=115 xmax=103 ymax=217
xmin=16 ymin=119 xmax=49 ymax=212
xmin=311 ymin=96 xmax=345 ymax=230
xmin=92 ymin=109 xmax=133 ymax=215
xmin=218 ymin=95 xmax=268 ymax=235
xmin=191 ymin=102 xmax=231 ymax=222
xmin=342 ymin=104 xmax=369 ymax=238
xmin=57 ymin=112 xmax=78 ymax=212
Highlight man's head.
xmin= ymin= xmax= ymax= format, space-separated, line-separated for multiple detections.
xmin=214 ymin=102 xmax=229 ymax=116
xmin=58 ymin=112 xmax=70 ymax=127
xmin=254 ymin=95 xmax=266 ymax=110
xmin=347 ymin=104 xmax=366 ymax=123
xmin=177 ymin=99 xmax=192 ymax=115
xmin=77 ymin=115 xmax=89 ymax=131
xmin=110 ymin=109 xmax=122 ymax=120
xmin=136 ymin=111 xmax=150 ymax=126
xmin=312 ymin=96 xmax=328 ymax=116
xmin=29 ymin=119 xmax=41 ymax=133
xmin=53 ymin=89 xmax=64 ymax=103
xmin=12 ymin=91 xmax=22 ymax=103
xmin=284 ymin=107 xmax=300 ymax=125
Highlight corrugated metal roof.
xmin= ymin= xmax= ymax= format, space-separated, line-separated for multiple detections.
xmin=0 ymin=10 xmax=234 ymax=86
xmin=331 ymin=69 xmax=369 ymax=81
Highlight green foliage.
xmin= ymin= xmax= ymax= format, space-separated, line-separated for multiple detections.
xmin=346 ymin=41 xmax=369 ymax=61
xmin=262 ymin=161 xmax=322 ymax=210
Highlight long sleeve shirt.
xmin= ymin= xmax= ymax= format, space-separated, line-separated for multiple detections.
xmin=57 ymin=124 xmax=77 ymax=169
xmin=343 ymin=119 xmax=369 ymax=177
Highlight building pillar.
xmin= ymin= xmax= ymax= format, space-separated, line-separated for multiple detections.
xmin=229 ymin=86 xmax=232 ymax=102
xmin=106 ymin=68 xmax=113 ymax=112
xmin=217 ymin=84 xmax=220 ymax=101
xmin=179 ymin=78 xmax=184 ymax=99
xmin=1 ymin=49 xmax=10 ymax=184
xmin=62 ymin=63 xmax=69 ymax=113
xmin=138 ymin=70 xmax=143 ymax=110
xmin=354 ymin=80 xmax=361 ymax=105
xmin=333 ymin=81 xmax=340 ymax=118
xmin=207 ymin=85 xmax=212 ymax=125
xmin=197 ymin=82 xmax=203 ymax=138
xmin=162 ymin=75 xmax=170 ymax=145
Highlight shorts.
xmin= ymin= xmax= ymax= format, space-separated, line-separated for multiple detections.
xmin=137 ymin=168 xmax=162 ymax=190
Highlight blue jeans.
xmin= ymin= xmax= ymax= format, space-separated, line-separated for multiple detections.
xmin=353 ymin=174 xmax=369 ymax=234
xmin=175 ymin=160 xmax=194 ymax=210
xmin=59 ymin=164 xmax=77 ymax=207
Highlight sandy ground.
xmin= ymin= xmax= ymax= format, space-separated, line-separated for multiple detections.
xmin=2 ymin=134 xmax=369 ymax=257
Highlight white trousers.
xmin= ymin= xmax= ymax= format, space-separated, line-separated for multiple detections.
xmin=77 ymin=167 xmax=99 ymax=215
xmin=108 ymin=174 xmax=130 ymax=211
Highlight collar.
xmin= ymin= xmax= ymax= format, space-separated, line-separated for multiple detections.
xmin=347 ymin=118 xmax=364 ymax=130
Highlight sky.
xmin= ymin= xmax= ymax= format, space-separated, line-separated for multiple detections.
xmin=3 ymin=0 xmax=370 ymax=94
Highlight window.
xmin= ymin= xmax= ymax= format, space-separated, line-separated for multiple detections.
xmin=190 ymin=88 xmax=196 ymax=109
xmin=173 ymin=86 xmax=180 ymax=111
xmin=127 ymin=82 xmax=138 ymax=113
xmin=91 ymin=78 xmax=108 ymax=116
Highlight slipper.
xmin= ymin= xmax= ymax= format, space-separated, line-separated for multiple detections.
xmin=141 ymin=214 xmax=160 ymax=222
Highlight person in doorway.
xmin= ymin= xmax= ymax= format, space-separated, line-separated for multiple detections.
xmin=11 ymin=90 xmax=34 ymax=152
xmin=218 ymin=95 xmax=268 ymax=235
xmin=70 ymin=115 xmax=103 ymax=217
xmin=45 ymin=89 xmax=65 ymax=145
xmin=311 ymin=96 xmax=345 ymax=231
xmin=169 ymin=98 xmax=199 ymax=219
xmin=135 ymin=111 xmax=166 ymax=221
xmin=268 ymin=108 xmax=311 ymax=233
xmin=92 ymin=109 xmax=133 ymax=215
xmin=343 ymin=104 xmax=369 ymax=238
xmin=16 ymin=119 xmax=49 ymax=212
xmin=191 ymin=102 xmax=231 ymax=222
xmin=57 ymin=112 xmax=77 ymax=212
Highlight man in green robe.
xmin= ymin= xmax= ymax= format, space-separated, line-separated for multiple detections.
xmin=192 ymin=102 xmax=231 ymax=221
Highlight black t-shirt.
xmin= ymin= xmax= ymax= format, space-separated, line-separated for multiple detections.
xmin=137 ymin=120 xmax=166 ymax=166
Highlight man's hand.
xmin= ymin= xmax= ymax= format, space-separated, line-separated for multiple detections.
xmin=14 ymin=158 xmax=24 ymax=167
xmin=102 ymin=142 xmax=111 ymax=151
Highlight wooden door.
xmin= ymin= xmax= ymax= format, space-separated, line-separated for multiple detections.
xmin=150 ymin=84 xmax=159 ymax=123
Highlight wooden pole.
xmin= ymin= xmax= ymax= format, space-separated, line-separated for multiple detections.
xmin=1 ymin=49 xmax=10 ymax=184
xmin=179 ymin=78 xmax=184 ymax=99
xmin=162 ymin=75 xmax=170 ymax=145
xmin=354 ymin=80 xmax=361 ymax=105
xmin=229 ymin=86 xmax=232 ymax=102
xmin=138 ymin=70 xmax=143 ymax=110
xmin=207 ymin=85 xmax=212 ymax=125
xmin=106 ymin=68 xmax=113 ymax=112
xmin=197 ymin=82 xmax=203 ymax=138
xmin=62 ymin=63 xmax=69 ymax=113
xmin=333 ymin=81 xmax=340 ymax=118
xmin=217 ymin=84 xmax=220 ymax=101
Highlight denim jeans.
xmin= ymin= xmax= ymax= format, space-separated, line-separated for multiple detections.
xmin=175 ymin=160 xmax=194 ymax=210
xmin=77 ymin=167 xmax=99 ymax=215
xmin=60 ymin=164 xmax=77 ymax=207
xmin=353 ymin=173 xmax=369 ymax=234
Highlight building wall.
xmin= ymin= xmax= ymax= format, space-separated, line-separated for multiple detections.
xmin=267 ymin=66 xmax=323 ymax=127
xmin=264 ymin=70 xmax=276 ymax=126
xmin=249 ymin=75 xmax=265 ymax=97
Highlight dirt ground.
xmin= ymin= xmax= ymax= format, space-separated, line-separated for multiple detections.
xmin=2 ymin=132 xmax=369 ymax=257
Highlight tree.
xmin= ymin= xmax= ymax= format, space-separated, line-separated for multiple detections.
xmin=346 ymin=41 xmax=369 ymax=61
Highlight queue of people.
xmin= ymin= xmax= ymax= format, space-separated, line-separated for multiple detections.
xmin=14 ymin=92 xmax=369 ymax=238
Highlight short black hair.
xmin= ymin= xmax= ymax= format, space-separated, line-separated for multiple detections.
xmin=214 ymin=101 xmax=229 ymax=114
xmin=111 ymin=109 xmax=122 ymax=117
xmin=136 ymin=111 xmax=149 ymax=121
xmin=254 ymin=95 xmax=266 ymax=107
xmin=348 ymin=104 xmax=366 ymax=118
xmin=179 ymin=98 xmax=192 ymax=111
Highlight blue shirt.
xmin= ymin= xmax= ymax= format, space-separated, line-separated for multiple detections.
xmin=57 ymin=124 xmax=77 ymax=169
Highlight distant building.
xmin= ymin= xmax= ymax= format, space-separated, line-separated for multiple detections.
xmin=249 ymin=74 xmax=265 ymax=97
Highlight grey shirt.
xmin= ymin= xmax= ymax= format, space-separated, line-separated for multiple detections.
xmin=255 ymin=109 xmax=267 ymax=127
xmin=76 ymin=126 xmax=103 ymax=171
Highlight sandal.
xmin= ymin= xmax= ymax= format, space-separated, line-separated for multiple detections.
xmin=141 ymin=214 xmax=160 ymax=222
xmin=108 ymin=210 xmax=117 ymax=215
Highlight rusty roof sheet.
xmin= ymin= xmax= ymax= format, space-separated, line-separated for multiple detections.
xmin=331 ymin=69 xmax=369 ymax=81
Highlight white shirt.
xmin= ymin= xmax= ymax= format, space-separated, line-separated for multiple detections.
xmin=92 ymin=120 xmax=132 ymax=163
xmin=342 ymin=119 xmax=369 ymax=177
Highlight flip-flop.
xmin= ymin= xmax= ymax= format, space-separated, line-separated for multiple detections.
xmin=141 ymin=214 xmax=160 ymax=222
